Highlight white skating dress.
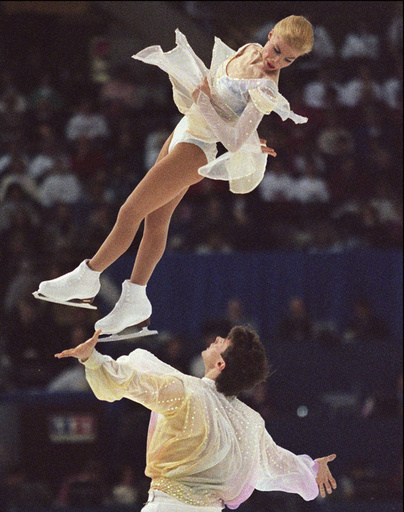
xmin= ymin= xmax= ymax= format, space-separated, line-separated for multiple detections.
xmin=133 ymin=30 xmax=308 ymax=194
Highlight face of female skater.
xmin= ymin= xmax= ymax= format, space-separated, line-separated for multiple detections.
xmin=202 ymin=336 xmax=231 ymax=370
xmin=261 ymin=30 xmax=302 ymax=72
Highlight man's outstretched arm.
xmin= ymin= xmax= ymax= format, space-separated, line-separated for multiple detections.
xmin=256 ymin=429 xmax=337 ymax=501
xmin=55 ymin=330 xmax=186 ymax=414
xmin=55 ymin=329 xmax=101 ymax=362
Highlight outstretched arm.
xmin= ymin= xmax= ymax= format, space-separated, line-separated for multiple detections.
xmin=55 ymin=332 xmax=185 ymax=414
xmin=257 ymin=429 xmax=337 ymax=501
xmin=55 ymin=329 xmax=101 ymax=362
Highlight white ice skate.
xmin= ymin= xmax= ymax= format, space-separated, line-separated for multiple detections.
xmin=33 ymin=260 xmax=101 ymax=310
xmin=96 ymin=280 xmax=158 ymax=342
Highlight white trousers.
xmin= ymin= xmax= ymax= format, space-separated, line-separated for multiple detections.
xmin=141 ymin=490 xmax=224 ymax=511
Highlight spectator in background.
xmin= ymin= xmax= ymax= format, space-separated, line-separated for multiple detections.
xmin=343 ymin=297 xmax=390 ymax=343
xmin=368 ymin=179 xmax=403 ymax=247
xmin=28 ymin=133 xmax=64 ymax=183
xmin=70 ymin=135 xmax=108 ymax=186
xmin=65 ymin=98 xmax=109 ymax=147
xmin=338 ymin=64 xmax=383 ymax=108
xmin=28 ymin=72 xmax=64 ymax=114
xmin=3 ymin=259 xmax=39 ymax=317
xmin=143 ymin=125 xmax=172 ymax=171
xmin=47 ymin=324 xmax=92 ymax=392
xmin=386 ymin=1 xmax=403 ymax=57
xmin=0 ymin=138 xmax=30 ymax=178
xmin=0 ymin=154 xmax=41 ymax=207
xmin=39 ymin=157 xmax=82 ymax=208
xmin=316 ymin=111 xmax=355 ymax=169
xmin=225 ymin=297 xmax=259 ymax=334
xmin=382 ymin=57 xmax=402 ymax=112
xmin=340 ymin=20 xmax=381 ymax=61
xmin=302 ymin=67 xmax=342 ymax=109
xmin=293 ymin=159 xmax=330 ymax=204
xmin=100 ymin=64 xmax=142 ymax=130
xmin=277 ymin=296 xmax=313 ymax=343
xmin=108 ymin=121 xmax=143 ymax=176
xmin=311 ymin=22 xmax=336 ymax=61
xmin=194 ymin=195 xmax=236 ymax=254
xmin=158 ymin=334 xmax=191 ymax=374
xmin=26 ymin=72 xmax=65 ymax=137
xmin=258 ymin=157 xmax=295 ymax=202
xmin=105 ymin=160 xmax=138 ymax=207
xmin=107 ymin=464 xmax=139 ymax=507
xmin=0 ymin=84 xmax=27 ymax=146
xmin=42 ymin=203 xmax=82 ymax=258
xmin=0 ymin=181 xmax=41 ymax=232
xmin=353 ymin=103 xmax=395 ymax=163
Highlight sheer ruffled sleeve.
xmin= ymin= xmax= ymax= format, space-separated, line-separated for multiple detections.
xmin=82 ymin=349 xmax=185 ymax=416
xmin=250 ymin=84 xmax=308 ymax=124
xmin=256 ymin=429 xmax=319 ymax=501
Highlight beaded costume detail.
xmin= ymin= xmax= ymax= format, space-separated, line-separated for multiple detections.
xmin=83 ymin=348 xmax=319 ymax=509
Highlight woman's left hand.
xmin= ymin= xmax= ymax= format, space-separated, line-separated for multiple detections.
xmin=260 ymin=138 xmax=277 ymax=157
xmin=315 ymin=454 xmax=337 ymax=498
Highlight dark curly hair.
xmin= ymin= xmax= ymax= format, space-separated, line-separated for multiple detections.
xmin=215 ymin=325 xmax=270 ymax=397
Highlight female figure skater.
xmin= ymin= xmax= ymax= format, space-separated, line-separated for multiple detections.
xmin=35 ymin=16 xmax=314 ymax=340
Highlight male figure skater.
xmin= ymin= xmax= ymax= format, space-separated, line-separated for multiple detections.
xmin=55 ymin=326 xmax=336 ymax=511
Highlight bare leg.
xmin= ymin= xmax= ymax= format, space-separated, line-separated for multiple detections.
xmin=88 ymin=140 xmax=207 ymax=272
xmin=130 ymin=188 xmax=188 ymax=285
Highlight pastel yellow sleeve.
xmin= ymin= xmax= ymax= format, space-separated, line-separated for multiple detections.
xmin=82 ymin=350 xmax=185 ymax=415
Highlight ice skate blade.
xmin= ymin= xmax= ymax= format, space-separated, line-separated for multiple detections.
xmin=98 ymin=326 xmax=158 ymax=342
xmin=33 ymin=291 xmax=97 ymax=310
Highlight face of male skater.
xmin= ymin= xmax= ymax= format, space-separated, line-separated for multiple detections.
xmin=261 ymin=30 xmax=301 ymax=72
xmin=202 ymin=336 xmax=232 ymax=371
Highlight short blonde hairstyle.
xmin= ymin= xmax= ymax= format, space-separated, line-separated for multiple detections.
xmin=273 ymin=15 xmax=314 ymax=55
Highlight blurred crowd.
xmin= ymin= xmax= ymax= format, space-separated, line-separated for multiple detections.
xmin=0 ymin=7 xmax=402 ymax=287
xmin=0 ymin=4 xmax=402 ymax=511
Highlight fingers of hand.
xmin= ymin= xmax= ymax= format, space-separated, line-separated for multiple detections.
xmin=92 ymin=329 xmax=102 ymax=342
xmin=55 ymin=349 xmax=73 ymax=359
xmin=317 ymin=476 xmax=337 ymax=498
xmin=261 ymin=147 xmax=277 ymax=156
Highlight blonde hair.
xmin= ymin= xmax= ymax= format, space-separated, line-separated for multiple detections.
xmin=272 ymin=15 xmax=314 ymax=55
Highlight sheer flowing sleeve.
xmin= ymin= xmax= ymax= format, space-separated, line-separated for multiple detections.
xmin=82 ymin=349 xmax=186 ymax=416
xmin=256 ymin=429 xmax=319 ymax=501
xmin=250 ymin=85 xmax=309 ymax=124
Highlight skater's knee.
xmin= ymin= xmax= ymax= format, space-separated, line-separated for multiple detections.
xmin=118 ymin=200 xmax=141 ymax=225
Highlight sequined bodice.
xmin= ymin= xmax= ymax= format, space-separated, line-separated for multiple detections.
xmin=212 ymin=59 xmax=269 ymax=119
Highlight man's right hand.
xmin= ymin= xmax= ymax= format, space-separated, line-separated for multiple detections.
xmin=55 ymin=329 xmax=101 ymax=362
